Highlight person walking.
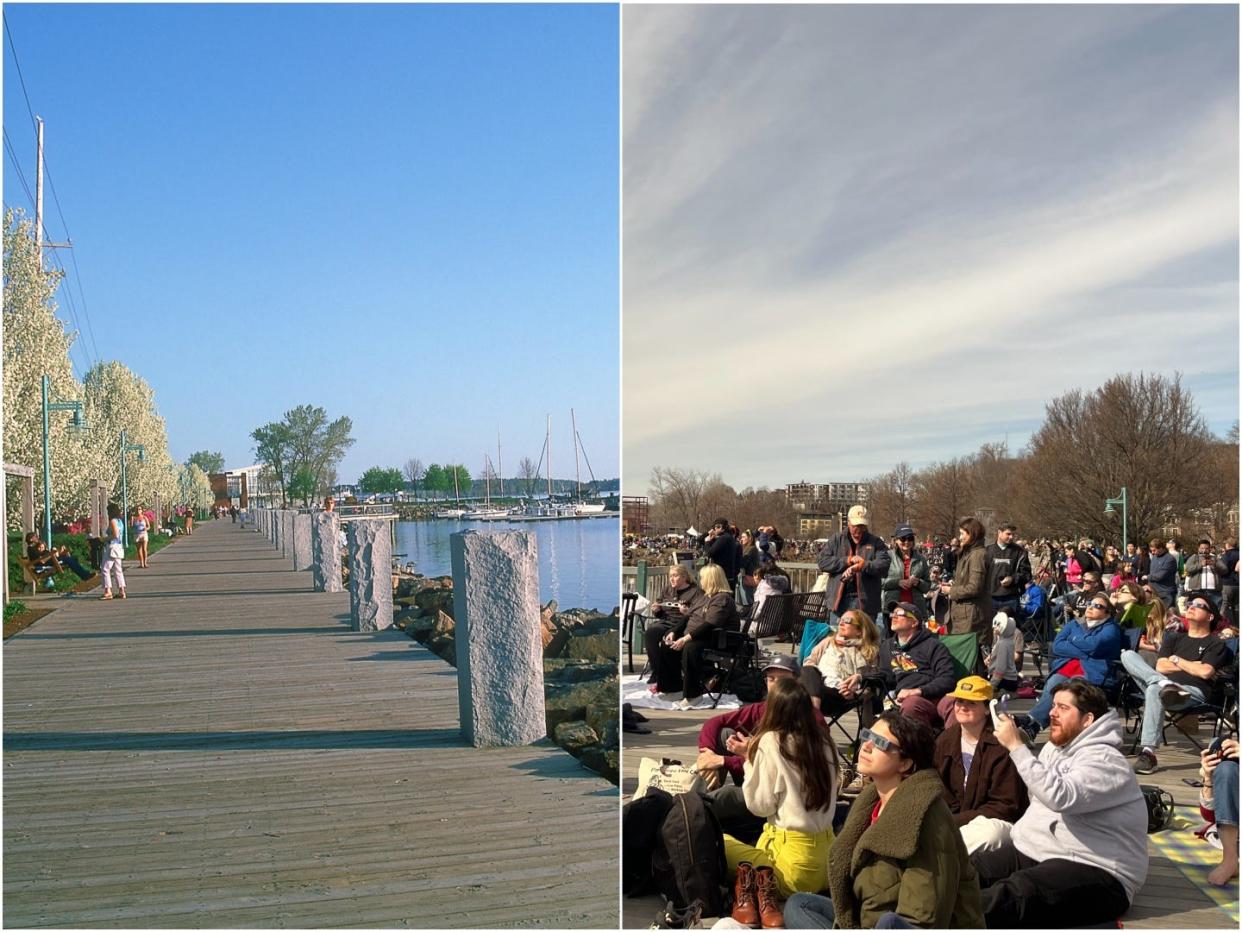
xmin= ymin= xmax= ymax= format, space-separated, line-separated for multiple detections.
xmin=132 ymin=506 xmax=151 ymax=569
xmin=100 ymin=503 xmax=126 ymax=601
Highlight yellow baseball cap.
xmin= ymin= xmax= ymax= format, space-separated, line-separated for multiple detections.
xmin=948 ymin=676 xmax=994 ymax=702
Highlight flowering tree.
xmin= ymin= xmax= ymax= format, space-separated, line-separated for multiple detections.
xmin=2 ymin=208 xmax=92 ymax=528
xmin=178 ymin=464 xmax=213 ymax=511
xmin=80 ymin=361 xmax=178 ymax=513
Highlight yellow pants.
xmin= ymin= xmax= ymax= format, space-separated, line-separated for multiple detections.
xmin=724 ymin=822 xmax=833 ymax=898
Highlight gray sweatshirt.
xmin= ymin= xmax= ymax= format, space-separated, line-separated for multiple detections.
xmin=987 ymin=614 xmax=1019 ymax=683
xmin=1008 ymin=710 xmax=1149 ymax=901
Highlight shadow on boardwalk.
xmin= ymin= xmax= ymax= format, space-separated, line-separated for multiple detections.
xmin=4 ymin=520 xmax=617 ymax=929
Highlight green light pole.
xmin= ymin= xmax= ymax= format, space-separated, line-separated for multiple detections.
xmin=41 ymin=374 xmax=86 ymax=544
xmin=119 ymin=430 xmax=146 ymax=547
xmin=1104 ymin=486 xmax=1129 ymax=554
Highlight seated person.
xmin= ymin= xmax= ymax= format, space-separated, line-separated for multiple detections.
xmin=746 ymin=559 xmax=791 ymax=620
xmin=985 ymin=613 xmax=1021 ymax=693
xmin=1110 ymin=581 xmax=1152 ymax=631
xmin=647 ymin=564 xmax=740 ymax=710
xmin=642 ymin=564 xmax=706 ymax=694
xmin=876 ymin=601 xmax=957 ymax=729
xmin=1198 ymin=737 xmax=1239 ymax=886
xmin=24 ymin=532 xmax=94 ymax=582
xmin=1015 ymin=594 xmax=1121 ymax=742
xmin=1136 ymin=594 xmax=1172 ymax=655
xmin=696 ymin=654 xmax=799 ymax=789
xmin=725 ymin=678 xmax=842 ymax=926
xmin=1123 ymin=592 xmax=1232 ymax=775
xmin=934 ymin=677 xmax=1029 ymax=855
xmin=784 ymin=713 xmax=984 ymax=929
xmin=1017 ymin=578 xmax=1045 ymax=622
xmin=799 ymin=609 xmax=882 ymax=719
xmin=976 ymin=680 xmax=1149 ymax=929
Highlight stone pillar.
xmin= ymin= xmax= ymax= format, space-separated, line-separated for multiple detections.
xmin=450 ymin=530 xmax=544 ymax=747
xmin=313 ymin=512 xmax=343 ymax=592
xmin=88 ymin=478 xmax=104 ymax=537
xmin=280 ymin=510 xmax=292 ymax=555
xmin=20 ymin=474 xmax=35 ymax=535
xmin=347 ymin=519 xmax=392 ymax=631
xmin=292 ymin=512 xmax=313 ymax=571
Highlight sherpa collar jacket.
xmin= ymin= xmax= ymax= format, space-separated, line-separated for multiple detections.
xmin=827 ymin=769 xmax=985 ymax=929
xmin=934 ymin=723 xmax=1029 ymax=827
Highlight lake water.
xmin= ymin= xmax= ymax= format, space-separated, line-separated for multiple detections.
xmin=394 ymin=516 xmax=619 ymax=613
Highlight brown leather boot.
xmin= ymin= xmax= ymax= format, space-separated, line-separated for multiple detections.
xmin=731 ymin=861 xmax=759 ymax=927
xmin=754 ymin=865 xmax=784 ymax=928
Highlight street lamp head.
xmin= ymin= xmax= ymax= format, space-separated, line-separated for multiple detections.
xmin=1104 ymin=502 xmax=1116 ymax=516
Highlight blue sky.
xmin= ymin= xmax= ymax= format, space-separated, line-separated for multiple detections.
xmin=5 ymin=3 xmax=619 ymax=484
xmin=623 ymin=4 xmax=1239 ymax=492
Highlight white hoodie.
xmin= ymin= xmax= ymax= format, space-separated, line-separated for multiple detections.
xmin=742 ymin=730 xmax=838 ymax=835
xmin=1008 ymin=710 xmax=1149 ymax=901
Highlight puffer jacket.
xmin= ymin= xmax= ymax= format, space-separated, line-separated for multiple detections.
xmin=1048 ymin=617 xmax=1122 ymax=688
xmin=1008 ymin=710 xmax=1149 ymax=902
xmin=817 ymin=530 xmax=892 ymax=617
xmin=826 ymin=769 xmax=985 ymax=929
xmin=880 ymin=547 xmax=932 ymax=619
xmin=947 ymin=542 xmax=990 ymax=637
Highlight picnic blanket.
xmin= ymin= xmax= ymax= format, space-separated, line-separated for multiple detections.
xmin=1149 ymin=822 xmax=1239 ymax=924
xmin=621 ymin=673 xmax=742 ymax=711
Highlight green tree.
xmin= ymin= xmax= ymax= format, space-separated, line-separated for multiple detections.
xmin=186 ymin=451 xmax=225 ymax=474
xmin=448 ymin=464 xmax=471 ymax=498
xmin=252 ymin=422 xmax=293 ymax=506
xmin=287 ymin=467 xmax=317 ymax=505
xmin=424 ymin=463 xmax=447 ymax=499
xmin=251 ymin=405 xmax=354 ymax=508
xmin=359 ymin=466 xmax=404 ymax=495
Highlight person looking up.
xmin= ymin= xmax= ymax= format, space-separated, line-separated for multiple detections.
xmin=939 ymin=517 xmax=992 ymax=648
xmin=878 ymin=601 xmax=957 ymax=728
xmin=1145 ymin=538 xmax=1178 ymax=608
xmin=881 ymin=523 xmax=930 ymax=636
xmin=817 ymin=505 xmax=891 ymax=619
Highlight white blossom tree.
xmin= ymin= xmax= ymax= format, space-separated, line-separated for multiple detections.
xmin=178 ymin=464 xmax=213 ymax=511
xmin=2 ymin=208 xmax=92 ymax=528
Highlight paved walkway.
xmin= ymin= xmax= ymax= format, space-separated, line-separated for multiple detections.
xmin=4 ymin=519 xmax=617 ymax=928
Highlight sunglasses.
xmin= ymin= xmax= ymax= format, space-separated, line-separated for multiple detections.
xmin=890 ymin=609 xmax=911 ymax=619
xmin=1088 ymin=602 xmax=1110 ymax=610
xmin=1187 ymin=601 xmax=1212 ymax=612
xmin=860 ymin=727 xmax=901 ymax=754
xmin=898 ymin=535 xmax=915 ymax=542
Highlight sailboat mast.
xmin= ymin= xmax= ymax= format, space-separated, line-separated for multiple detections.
xmin=454 ymin=466 xmax=460 ymax=504
xmin=484 ymin=453 xmax=490 ymax=506
xmin=497 ymin=429 xmax=503 ymax=497
xmin=572 ymin=407 xmax=582 ymax=502
xmin=546 ymin=414 xmax=553 ymax=500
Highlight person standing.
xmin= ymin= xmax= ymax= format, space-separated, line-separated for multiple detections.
xmin=100 ymin=503 xmax=127 ymax=601
xmin=1185 ymin=539 xmax=1227 ymax=597
xmin=939 ymin=518 xmax=992 ymax=649
xmin=704 ymin=517 xmax=741 ymax=592
xmin=1145 ymin=538 xmax=1178 ymax=608
xmin=880 ymin=523 xmax=930 ymax=635
xmin=985 ymin=523 xmax=1029 ymax=619
xmin=132 ymin=506 xmax=151 ymax=569
xmin=1221 ymin=537 xmax=1239 ymax=626
xmin=817 ymin=505 xmax=891 ymax=619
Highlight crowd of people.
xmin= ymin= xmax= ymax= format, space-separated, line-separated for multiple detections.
xmin=628 ymin=506 xmax=1239 ymax=928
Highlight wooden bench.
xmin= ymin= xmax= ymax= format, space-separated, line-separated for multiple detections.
xmin=17 ymin=557 xmax=50 ymax=595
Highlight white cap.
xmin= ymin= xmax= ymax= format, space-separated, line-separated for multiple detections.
xmin=847 ymin=505 xmax=868 ymax=526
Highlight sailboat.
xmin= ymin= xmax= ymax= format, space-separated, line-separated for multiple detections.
xmin=433 ymin=466 xmax=468 ymax=518
xmin=570 ymin=408 xmax=606 ymax=515
xmin=463 ymin=452 xmax=508 ymax=519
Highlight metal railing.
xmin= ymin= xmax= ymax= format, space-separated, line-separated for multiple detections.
xmin=620 ymin=562 xmax=822 ymax=601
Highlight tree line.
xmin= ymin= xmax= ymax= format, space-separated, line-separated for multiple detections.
xmin=646 ymin=373 xmax=1238 ymax=546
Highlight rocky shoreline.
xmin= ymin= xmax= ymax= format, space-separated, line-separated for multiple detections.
xmin=394 ymin=575 xmax=619 ymax=784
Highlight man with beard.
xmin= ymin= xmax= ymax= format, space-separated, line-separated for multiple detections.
xmin=816 ymin=504 xmax=891 ymax=618
xmin=970 ymin=679 xmax=1148 ymax=928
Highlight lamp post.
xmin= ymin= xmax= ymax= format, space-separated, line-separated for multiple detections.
xmin=41 ymin=374 xmax=86 ymax=544
xmin=1104 ymin=486 xmax=1129 ymax=554
xmin=119 ymin=429 xmax=146 ymax=547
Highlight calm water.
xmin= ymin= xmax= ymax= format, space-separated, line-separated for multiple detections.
xmin=393 ymin=516 xmax=619 ymax=613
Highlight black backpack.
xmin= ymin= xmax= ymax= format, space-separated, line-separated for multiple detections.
xmin=1140 ymin=784 xmax=1174 ymax=833
xmin=622 ymin=787 xmax=676 ymax=896
xmin=651 ymin=791 xmax=730 ymax=917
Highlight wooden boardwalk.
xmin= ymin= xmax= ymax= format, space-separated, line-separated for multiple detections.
xmin=4 ymin=520 xmax=618 ymax=929
xmin=621 ymin=646 xmax=1237 ymax=930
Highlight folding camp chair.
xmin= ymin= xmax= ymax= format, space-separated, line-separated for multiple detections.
xmin=701 ymin=592 xmax=802 ymax=708
xmin=621 ymin=591 xmax=642 ymax=675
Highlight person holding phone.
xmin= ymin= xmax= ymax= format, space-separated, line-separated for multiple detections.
xmin=1198 ymin=737 xmax=1239 ymax=886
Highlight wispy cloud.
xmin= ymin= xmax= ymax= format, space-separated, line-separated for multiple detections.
xmin=623 ymin=4 xmax=1238 ymax=492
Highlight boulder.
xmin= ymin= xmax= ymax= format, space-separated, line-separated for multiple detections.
xmin=578 ymin=747 xmax=619 ymax=783
xmin=565 ymin=631 xmax=618 ymax=663
xmin=415 ymin=585 xmax=455 ymax=618
xmin=553 ymin=721 xmax=599 ymax=754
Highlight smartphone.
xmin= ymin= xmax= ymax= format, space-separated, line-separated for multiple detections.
xmin=989 ymin=696 xmax=1009 ymax=728
xmin=1208 ymin=736 xmax=1225 ymax=756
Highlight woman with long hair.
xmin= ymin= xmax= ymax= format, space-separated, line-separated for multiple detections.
xmin=739 ymin=530 xmax=761 ymax=606
xmin=784 ymin=712 xmax=984 ymax=929
xmin=939 ymin=518 xmax=991 ymax=645
xmin=656 ymin=563 xmax=739 ymax=709
xmin=726 ymin=678 xmax=841 ymax=926
xmin=1138 ymin=594 xmax=1171 ymax=654
xmin=800 ymin=609 xmax=881 ymax=719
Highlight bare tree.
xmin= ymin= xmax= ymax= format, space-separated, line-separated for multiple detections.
xmin=649 ymin=466 xmax=720 ymax=531
xmin=913 ymin=457 xmax=975 ymax=541
xmin=403 ymin=457 xmax=424 ymax=501
xmin=518 ymin=456 xmax=540 ymax=498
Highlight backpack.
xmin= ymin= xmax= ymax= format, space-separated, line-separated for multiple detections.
xmin=1140 ymin=784 xmax=1174 ymax=833
xmin=622 ymin=787 xmax=676 ymax=896
xmin=730 ymin=667 xmax=768 ymax=704
xmin=651 ymin=791 xmax=730 ymax=917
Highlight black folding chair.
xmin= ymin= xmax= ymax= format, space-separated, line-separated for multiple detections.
xmin=621 ymin=591 xmax=642 ymax=675
xmin=701 ymin=593 xmax=802 ymax=708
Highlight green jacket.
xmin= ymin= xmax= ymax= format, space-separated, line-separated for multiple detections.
xmin=826 ymin=769 xmax=984 ymax=929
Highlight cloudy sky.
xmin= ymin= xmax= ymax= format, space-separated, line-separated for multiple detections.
xmin=622 ymin=4 xmax=1238 ymax=494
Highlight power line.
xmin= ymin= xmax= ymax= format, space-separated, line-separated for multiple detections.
xmin=3 ymin=129 xmax=36 ymax=207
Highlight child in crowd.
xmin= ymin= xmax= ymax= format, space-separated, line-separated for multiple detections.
xmin=985 ymin=612 xmax=1020 ymax=694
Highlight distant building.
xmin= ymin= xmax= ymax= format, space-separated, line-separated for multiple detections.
xmin=785 ymin=481 xmax=870 ymax=514
xmin=209 ymin=470 xmax=249 ymax=510
xmin=622 ymin=496 xmax=650 ymax=534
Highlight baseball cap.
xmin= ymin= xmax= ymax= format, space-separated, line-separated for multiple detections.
xmin=848 ymin=505 xmax=868 ymax=526
xmin=894 ymin=523 xmax=915 ymax=539
xmin=761 ymin=654 xmax=800 ymax=676
xmin=948 ymin=676 xmax=994 ymax=702
xmin=885 ymin=600 xmax=925 ymax=623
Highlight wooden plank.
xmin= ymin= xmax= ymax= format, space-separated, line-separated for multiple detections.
xmin=5 ymin=521 xmax=617 ymax=928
